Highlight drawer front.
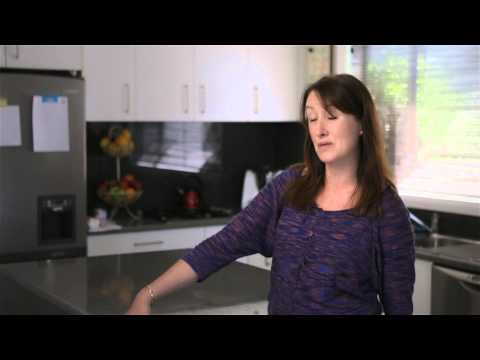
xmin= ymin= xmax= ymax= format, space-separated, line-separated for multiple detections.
xmin=130 ymin=227 xmax=204 ymax=254
xmin=87 ymin=234 xmax=132 ymax=257
xmin=88 ymin=227 xmax=205 ymax=256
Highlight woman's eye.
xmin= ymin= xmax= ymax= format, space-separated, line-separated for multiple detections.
xmin=327 ymin=116 xmax=337 ymax=120
xmin=308 ymin=118 xmax=317 ymax=122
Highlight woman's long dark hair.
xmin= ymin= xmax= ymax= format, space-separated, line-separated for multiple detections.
xmin=283 ymin=74 xmax=395 ymax=217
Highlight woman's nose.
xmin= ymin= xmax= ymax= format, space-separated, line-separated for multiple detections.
xmin=315 ymin=122 xmax=328 ymax=138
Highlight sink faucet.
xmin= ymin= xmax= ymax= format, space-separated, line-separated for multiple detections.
xmin=431 ymin=212 xmax=439 ymax=234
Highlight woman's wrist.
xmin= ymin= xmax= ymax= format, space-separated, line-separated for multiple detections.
xmin=142 ymin=285 xmax=156 ymax=305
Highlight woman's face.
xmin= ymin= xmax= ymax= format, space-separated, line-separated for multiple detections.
xmin=306 ymin=91 xmax=362 ymax=166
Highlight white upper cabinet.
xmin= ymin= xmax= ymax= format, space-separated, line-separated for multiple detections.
xmin=248 ymin=46 xmax=299 ymax=122
xmin=2 ymin=45 xmax=82 ymax=71
xmin=83 ymin=45 xmax=301 ymax=122
xmin=83 ymin=45 xmax=136 ymax=122
xmin=194 ymin=45 xmax=250 ymax=121
xmin=135 ymin=45 xmax=195 ymax=121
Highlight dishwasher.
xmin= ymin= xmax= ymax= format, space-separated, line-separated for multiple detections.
xmin=432 ymin=265 xmax=480 ymax=314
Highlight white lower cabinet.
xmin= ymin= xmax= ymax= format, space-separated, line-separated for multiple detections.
xmin=88 ymin=227 xmax=205 ymax=257
xmin=87 ymin=233 xmax=133 ymax=257
xmin=0 ymin=46 xmax=5 ymax=67
xmin=88 ymin=224 xmax=269 ymax=272
xmin=203 ymin=225 xmax=224 ymax=239
xmin=413 ymin=258 xmax=432 ymax=315
xmin=248 ymin=253 xmax=272 ymax=271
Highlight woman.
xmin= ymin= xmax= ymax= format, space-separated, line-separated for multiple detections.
xmin=126 ymin=74 xmax=415 ymax=315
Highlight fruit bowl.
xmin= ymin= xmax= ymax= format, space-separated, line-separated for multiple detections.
xmin=98 ymin=187 xmax=143 ymax=207
xmin=100 ymin=126 xmax=135 ymax=158
xmin=97 ymin=175 xmax=143 ymax=208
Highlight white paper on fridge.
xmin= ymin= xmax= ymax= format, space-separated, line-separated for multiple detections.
xmin=32 ymin=95 xmax=70 ymax=152
xmin=0 ymin=105 xmax=22 ymax=147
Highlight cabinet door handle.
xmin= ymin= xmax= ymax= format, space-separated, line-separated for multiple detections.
xmin=134 ymin=240 xmax=165 ymax=247
xmin=199 ymin=85 xmax=206 ymax=114
xmin=183 ymin=84 xmax=189 ymax=114
xmin=123 ymin=83 xmax=130 ymax=114
xmin=7 ymin=46 xmax=20 ymax=60
xmin=253 ymin=86 xmax=259 ymax=114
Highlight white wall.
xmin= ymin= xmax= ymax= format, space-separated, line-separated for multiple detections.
xmin=332 ymin=45 xmax=352 ymax=75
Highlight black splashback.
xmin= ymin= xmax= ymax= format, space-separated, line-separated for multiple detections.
xmin=86 ymin=122 xmax=305 ymax=217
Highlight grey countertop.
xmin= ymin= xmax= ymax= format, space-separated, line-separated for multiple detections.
xmin=2 ymin=233 xmax=479 ymax=315
xmin=414 ymin=234 xmax=480 ymax=273
xmin=0 ymin=250 xmax=270 ymax=315
xmin=88 ymin=216 xmax=233 ymax=236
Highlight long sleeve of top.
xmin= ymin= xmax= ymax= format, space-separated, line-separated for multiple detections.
xmin=377 ymin=189 xmax=416 ymax=315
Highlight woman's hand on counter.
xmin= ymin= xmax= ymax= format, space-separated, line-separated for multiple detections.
xmin=125 ymin=259 xmax=199 ymax=315
xmin=126 ymin=289 xmax=152 ymax=315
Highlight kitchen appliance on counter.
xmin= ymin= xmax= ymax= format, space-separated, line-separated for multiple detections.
xmin=0 ymin=69 xmax=86 ymax=263
xmin=177 ymin=187 xmax=201 ymax=215
xmin=241 ymin=169 xmax=260 ymax=209
xmin=241 ymin=168 xmax=283 ymax=209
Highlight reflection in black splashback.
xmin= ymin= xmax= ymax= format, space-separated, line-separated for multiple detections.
xmin=134 ymin=122 xmax=222 ymax=174
xmin=87 ymin=122 xmax=305 ymax=218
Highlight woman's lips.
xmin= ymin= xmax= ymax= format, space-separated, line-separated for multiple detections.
xmin=318 ymin=142 xmax=332 ymax=148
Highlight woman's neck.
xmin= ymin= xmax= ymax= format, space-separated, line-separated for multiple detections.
xmin=324 ymin=160 xmax=358 ymax=192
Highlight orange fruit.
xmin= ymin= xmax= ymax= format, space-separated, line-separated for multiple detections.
xmin=115 ymin=135 xmax=129 ymax=147
xmin=124 ymin=174 xmax=135 ymax=182
xmin=100 ymin=137 xmax=110 ymax=149
xmin=121 ymin=129 xmax=132 ymax=140
xmin=107 ymin=143 xmax=120 ymax=156
xmin=126 ymin=188 xmax=136 ymax=201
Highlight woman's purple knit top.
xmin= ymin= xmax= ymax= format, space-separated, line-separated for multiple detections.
xmin=182 ymin=168 xmax=416 ymax=315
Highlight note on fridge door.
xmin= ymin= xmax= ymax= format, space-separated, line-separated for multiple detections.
xmin=32 ymin=95 xmax=70 ymax=152
xmin=0 ymin=105 xmax=22 ymax=147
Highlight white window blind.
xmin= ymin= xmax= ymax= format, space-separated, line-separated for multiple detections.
xmin=353 ymin=45 xmax=480 ymax=216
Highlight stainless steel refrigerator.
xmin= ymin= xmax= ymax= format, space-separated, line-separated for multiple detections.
xmin=0 ymin=70 xmax=86 ymax=263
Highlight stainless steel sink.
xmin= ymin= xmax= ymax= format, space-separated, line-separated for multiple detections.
xmin=415 ymin=234 xmax=479 ymax=249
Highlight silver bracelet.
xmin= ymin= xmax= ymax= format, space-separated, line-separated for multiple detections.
xmin=145 ymin=285 xmax=155 ymax=302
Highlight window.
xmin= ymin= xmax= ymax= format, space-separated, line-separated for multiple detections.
xmin=352 ymin=45 xmax=480 ymax=216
